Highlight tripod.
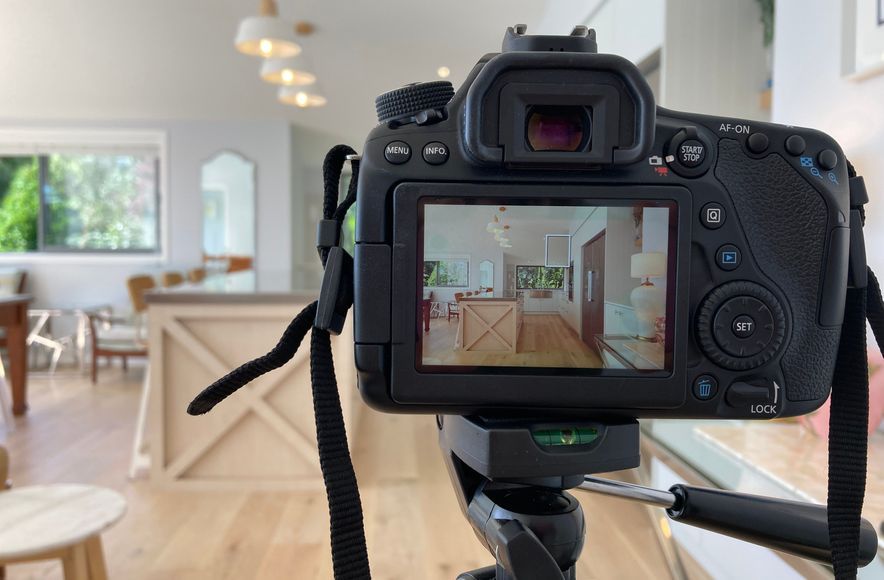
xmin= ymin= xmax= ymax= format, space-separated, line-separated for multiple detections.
xmin=439 ymin=415 xmax=879 ymax=580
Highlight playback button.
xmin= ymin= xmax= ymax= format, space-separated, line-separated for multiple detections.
xmin=716 ymin=244 xmax=741 ymax=271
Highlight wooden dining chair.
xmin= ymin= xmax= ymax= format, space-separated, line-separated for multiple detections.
xmin=226 ymin=255 xmax=253 ymax=273
xmin=88 ymin=275 xmax=154 ymax=383
xmin=448 ymin=292 xmax=464 ymax=322
xmin=187 ymin=267 xmax=206 ymax=283
xmin=161 ymin=271 xmax=184 ymax=287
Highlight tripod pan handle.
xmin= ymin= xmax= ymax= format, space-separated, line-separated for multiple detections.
xmin=667 ymin=484 xmax=879 ymax=567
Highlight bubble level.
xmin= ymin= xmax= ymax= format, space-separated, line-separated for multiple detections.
xmin=532 ymin=427 xmax=599 ymax=447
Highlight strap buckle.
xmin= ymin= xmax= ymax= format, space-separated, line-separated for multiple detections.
xmin=315 ymin=246 xmax=353 ymax=335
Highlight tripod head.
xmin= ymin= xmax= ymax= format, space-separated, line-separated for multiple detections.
xmin=439 ymin=415 xmax=879 ymax=580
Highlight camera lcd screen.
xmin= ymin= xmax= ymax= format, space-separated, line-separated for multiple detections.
xmin=417 ymin=198 xmax=677 ymax=374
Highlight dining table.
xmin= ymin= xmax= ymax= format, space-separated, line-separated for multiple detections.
xmin=0 ymin=294 xmax=32 ymax=415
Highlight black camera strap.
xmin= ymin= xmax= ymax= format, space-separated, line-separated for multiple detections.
xmin=188 ymin=145 xmax=371 ymax=580
xmin=186 ymin=146 xmax=881 ymax=580
xmin=827 ymin=165 xmax=881 ymax=580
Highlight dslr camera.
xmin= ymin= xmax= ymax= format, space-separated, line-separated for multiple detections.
xmin=353 ymin=24 xmax=852 ymax=421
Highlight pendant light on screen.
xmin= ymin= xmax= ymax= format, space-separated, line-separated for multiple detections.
xmin=278 ymin=85 xmax=327 ymax=108
xmin=234 ymin=0 xmax=301 ymax=58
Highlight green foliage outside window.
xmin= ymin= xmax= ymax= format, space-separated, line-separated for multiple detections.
xmin=0 ymin=158 xmax=39 ymax=251
xmin=0 ymin=154 xmax=158 ymax=253
xmin=516 ymin=265 xmax=565 ymax=289
xmin=423 ymin=259 xmax=469 ymax=287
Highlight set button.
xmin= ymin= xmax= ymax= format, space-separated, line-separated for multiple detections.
xmin=713 ymin=296 xmax=775 ymax=358
xmin=384 ymin=141 xmax=411 ymax=164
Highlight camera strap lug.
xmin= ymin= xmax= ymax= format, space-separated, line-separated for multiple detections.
xmin=848 ymin=175 xmax=868 ymax=289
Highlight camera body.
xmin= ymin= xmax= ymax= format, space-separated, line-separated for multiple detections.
xmin=352 ymin=26 xmax=851 ymax=420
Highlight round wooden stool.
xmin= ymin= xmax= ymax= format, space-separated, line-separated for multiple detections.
xmin=0 ymin=484 xmax=126 ymax=579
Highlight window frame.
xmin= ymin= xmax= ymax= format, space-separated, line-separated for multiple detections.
xmin=515 ymin=264 xmax=566 ymax=290
xmin=0 ymin=128 xmax=168 ymax=263
xmin=423 ymin=258 xmax=470 ymax=288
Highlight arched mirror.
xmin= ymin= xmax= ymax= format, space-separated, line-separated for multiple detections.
xmin=201 ymin=151 xmax=256 ymax=272
xmin=478 ymin=259 xmax=494 ymax=291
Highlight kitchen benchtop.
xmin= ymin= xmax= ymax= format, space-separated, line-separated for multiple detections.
xmin=459 ymin=296 xmax=517 ymax=302
xmin=145 ymin=271 xmax=318 ymax=305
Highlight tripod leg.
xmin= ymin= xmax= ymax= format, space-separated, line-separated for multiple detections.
xmin=456 ymin=565 xmax=496 ymax=580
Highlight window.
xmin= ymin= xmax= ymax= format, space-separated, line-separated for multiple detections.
xmin=423 ymin=259 xmax=469 ymax=287
xmin=0 ymin=131 xmax=162 ymax=254
xmin=516 ymin=265 xmax=565 ymax=289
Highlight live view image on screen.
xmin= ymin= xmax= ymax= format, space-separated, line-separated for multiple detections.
xmin=418 ymin=200 xmax=676 ymax=372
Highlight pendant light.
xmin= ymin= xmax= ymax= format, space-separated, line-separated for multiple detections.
xmin=278 ymin=85 xmax=327 ymax=108
xmin=261 ymin=57 xmax=316 ymax=86
xmin=235 ymin=0 xmax=301 ymax=58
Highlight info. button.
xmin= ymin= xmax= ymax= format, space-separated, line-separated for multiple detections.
xmin=422 ymin=141 xmax=449 ymax=165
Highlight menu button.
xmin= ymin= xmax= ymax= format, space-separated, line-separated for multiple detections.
xmin=384 ymin=141 xmax=411 ymax=164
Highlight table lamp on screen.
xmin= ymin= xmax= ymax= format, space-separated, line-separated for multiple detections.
xmin=629 ymin=252 xmax=667 ymax=341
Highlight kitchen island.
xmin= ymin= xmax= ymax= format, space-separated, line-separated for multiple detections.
xmin=457 ymin=296 xmax=523 ymax=353
xmin=144 ymin=271 xmax=358 ymax=490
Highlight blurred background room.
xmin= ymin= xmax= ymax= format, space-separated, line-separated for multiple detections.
xmin=0 ymin=0 xmax=882 ymax=578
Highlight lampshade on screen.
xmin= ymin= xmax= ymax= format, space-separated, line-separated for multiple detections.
xmin=630 ymin=252 xmax=666 ymax=279
xmin=260 ymin=58 xmax=316 ymax=85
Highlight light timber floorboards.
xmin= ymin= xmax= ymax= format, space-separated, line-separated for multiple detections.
xmin=422 ymin=314 xmax=604 ymax=368
xmin=0 ymin=365 xmax=671 ymax=579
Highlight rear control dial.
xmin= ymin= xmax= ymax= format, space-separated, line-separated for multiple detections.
xmin=696 ymin=281 xmax=786 ymax=371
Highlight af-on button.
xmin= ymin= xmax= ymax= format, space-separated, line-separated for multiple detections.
xmin=384 ymin=141 xmax=411 ymax=164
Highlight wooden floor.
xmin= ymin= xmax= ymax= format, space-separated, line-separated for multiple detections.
xmin=0 ymin=366 xmax=672 ymax=579
xmin=423 ymin=314 xmax=604 ymax=368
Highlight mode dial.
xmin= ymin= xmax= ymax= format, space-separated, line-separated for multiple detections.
xmin=375 ymin=81 xmax=454 ymax=125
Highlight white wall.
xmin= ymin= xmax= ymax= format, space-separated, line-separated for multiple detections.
xmin=0 ymin=119 xmax=345 ymax=311
xmin=585 ymin=0 xmax=664 ymax=64
xmin=423 ymin=205 xmax=506 ymax=304
xmin=290 ymin=126 xmax=360 ymax=291
xmin=661 ymin=0 xmax=770 ymax=121
xmin=772 ymin=0 xmax=884 ymax=301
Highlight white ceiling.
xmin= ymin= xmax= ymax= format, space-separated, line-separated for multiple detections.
xmin=425 ymin=203 xmax=594 ymax=263
xmin=0 ymin=0 xmax=563 ymax=142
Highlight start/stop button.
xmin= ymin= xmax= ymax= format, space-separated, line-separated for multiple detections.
xmin=666 ymin=128 xmax=711 ymax=177
xmin=677 ymin=139 xmax=706 ymax=168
